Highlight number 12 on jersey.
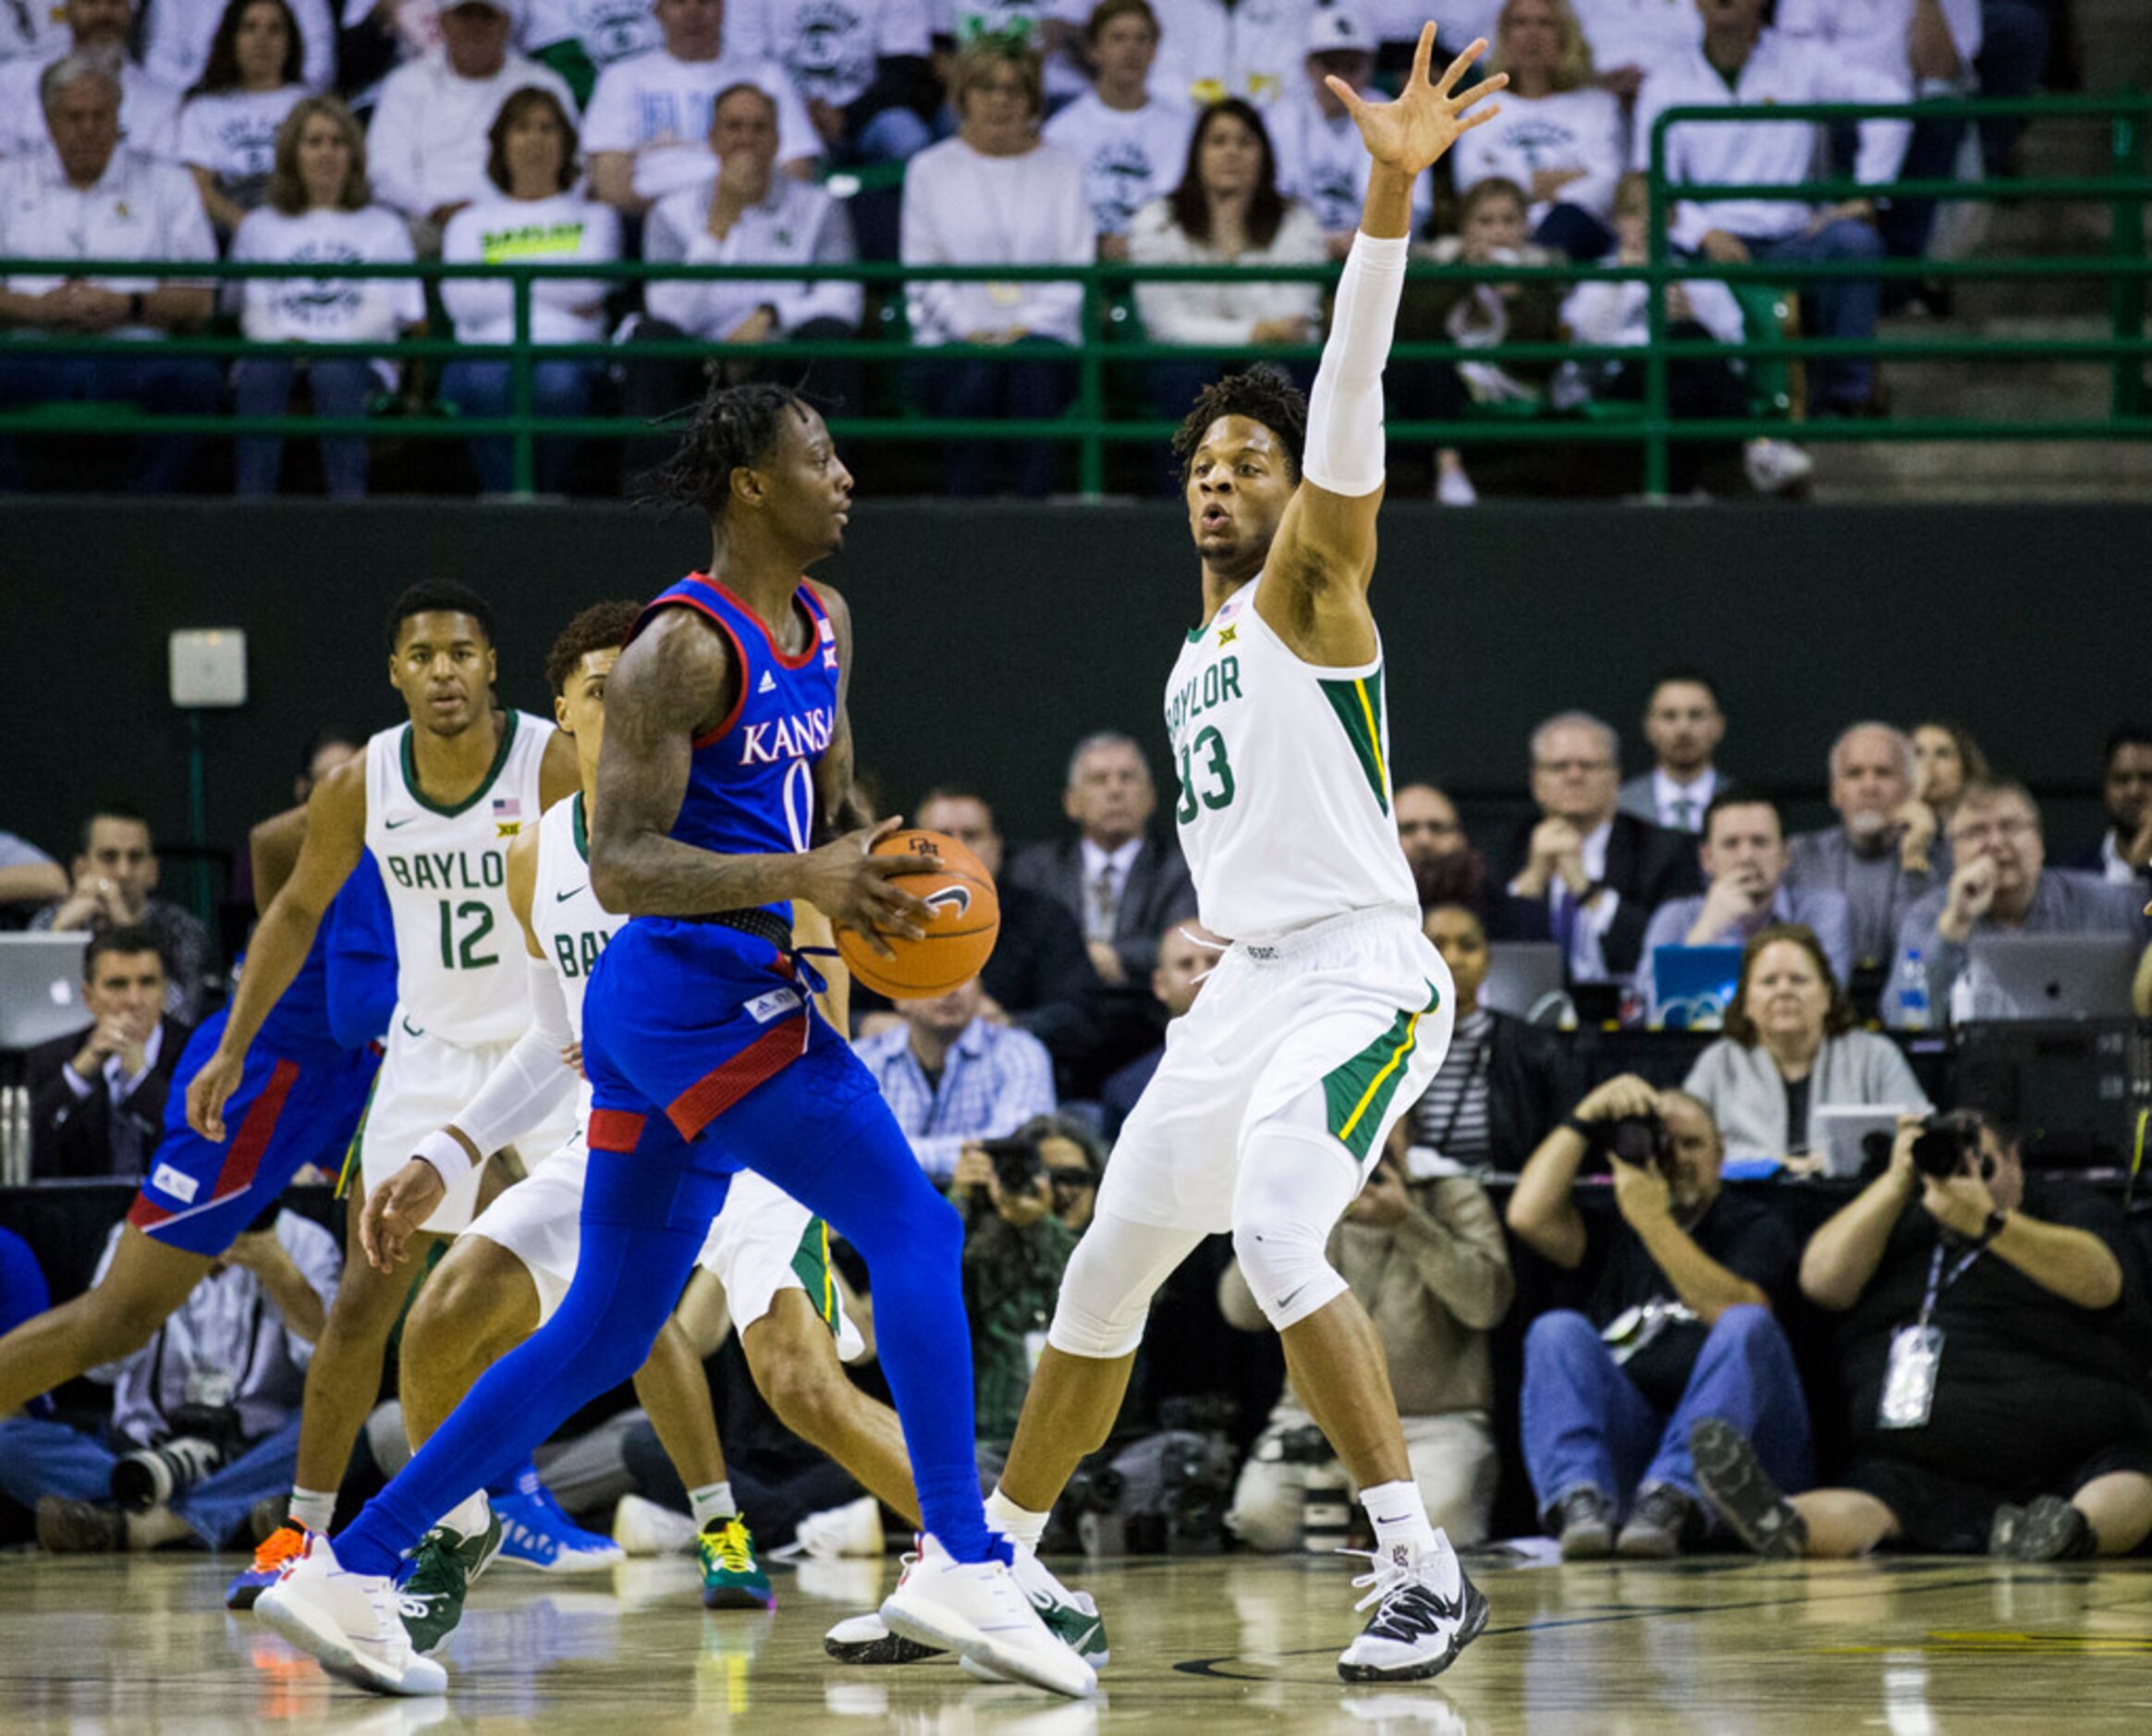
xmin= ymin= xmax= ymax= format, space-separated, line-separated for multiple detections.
xmin=437 ymin=898 xmax=498 ymax=970
xmin=1176 ymin=726 xmax=1237 ymax=823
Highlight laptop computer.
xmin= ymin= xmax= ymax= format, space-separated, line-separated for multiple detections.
xmin=1963 ymin=934 xmax=2137 ymax=1021
xmin=1814 ymin=1105 xmax=1919 ymax=1179
xmin=1651 ymin=944 xmax=1744 ymax=1032
xmin=0 ymin=932 xmax=93 ymax=1050
xmin=1481 ymin=942 xmax=1569 ymax=1025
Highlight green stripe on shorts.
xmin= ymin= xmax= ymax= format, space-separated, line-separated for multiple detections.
xmin=1322 ymin=979 xmax=1442 ymax=1160
xmin=789 ymin=1216 xmax=845 ymax=1343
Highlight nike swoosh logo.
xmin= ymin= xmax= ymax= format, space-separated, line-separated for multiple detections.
xmin=556 ymin=886 xmax=585 ymax=902
xmin=385 ymin=815 xmax=419 ymax=829
xmin=1277 ymin=1283 xmax=1309 ymax=1311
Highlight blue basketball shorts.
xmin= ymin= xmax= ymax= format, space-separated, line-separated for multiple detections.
xmin=128 ymin=1016 xmax=381 ymax=1256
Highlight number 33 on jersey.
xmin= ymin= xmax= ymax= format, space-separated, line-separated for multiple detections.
xmin=1164 ymin=582 xmax=1417 ymax=941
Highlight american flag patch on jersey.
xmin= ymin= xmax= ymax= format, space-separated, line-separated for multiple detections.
xmin=493 ymin=796 xmax=521 ymax=818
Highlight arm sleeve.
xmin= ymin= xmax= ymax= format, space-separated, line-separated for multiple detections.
xmin=364 ymin=73 xmax=428 ymax=217
xmin=446 ymin=957 xmax=580 ymax=1157
xmin=1300 ymin=226 xmax=1409 ymax=497
xmin=436 ymin=208 xmax=500 ymax=335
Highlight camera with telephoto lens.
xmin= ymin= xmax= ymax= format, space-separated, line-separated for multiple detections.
xmin=976 ymin=1134 xmax=1045 ymax=1196
xmin=111 ymin=1430 xmax=228 ymax=1510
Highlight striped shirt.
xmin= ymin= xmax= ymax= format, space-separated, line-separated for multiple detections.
xmin=1410 ymin=1007 xmax=1496 ymax=1165
xmin=852 ymin=1016 xmax=1056 ymax=1183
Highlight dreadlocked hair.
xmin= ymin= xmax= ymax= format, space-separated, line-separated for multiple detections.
xmin=544 ymin=599 xmax=643 ymax=695
xmin=1168 ymin=365 xmax=1307 ymax=482
xmin=636 ymin=380 xmax=808 ymax=517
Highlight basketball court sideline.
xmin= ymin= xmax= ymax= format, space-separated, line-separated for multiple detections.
xmin=4 ymin=1548 xmax=2149 ymax=1731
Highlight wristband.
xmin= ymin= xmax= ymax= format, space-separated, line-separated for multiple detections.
xmin=413 ymin=1128 xmax=476 ymax=1188
xmin=1562 ymin=1114 xmax=1593 ymax=1139
xmin=1977 ymin=1207 xmax=2009 ymax=1246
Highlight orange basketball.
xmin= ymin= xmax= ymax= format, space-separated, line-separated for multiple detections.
xmin=836 ymin=828 xmax=1001 ymax=999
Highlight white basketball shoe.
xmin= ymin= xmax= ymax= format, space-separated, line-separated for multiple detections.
xmin=254 ymin=1534 xmax=447 ymax=1696
xmin=877 ymin=1534 xmax=1095 ymax=1698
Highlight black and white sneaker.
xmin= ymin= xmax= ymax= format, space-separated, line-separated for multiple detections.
xmin=1336 ymin=1533 xmax=1489 ymax=1683
xmin=1690 ymin=1418 xmax=1806 ymax=1560
xmin=823 ymin=1609 xmax=945 ymax=1665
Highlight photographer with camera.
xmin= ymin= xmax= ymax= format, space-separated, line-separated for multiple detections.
xmin=1217 ymin=1136 xmax=1512 ymax=1550
xmin=0 ymin=1204 xmax=337 ymax=1554
xmin=949 ymin=1114 xmax=1105 ymax=1454
xmin=1506 ymin=1076 xmax=1809 ymax=1558
xmin=1693 ymin=1109 xmax=2152 ymax=1562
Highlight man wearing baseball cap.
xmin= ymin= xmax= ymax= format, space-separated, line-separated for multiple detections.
xmin=1272 ymin=6 xmax=1431 ymax=254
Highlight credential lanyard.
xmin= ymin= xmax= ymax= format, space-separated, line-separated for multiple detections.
xmin=1918 ymin=1241 xmax=1982 ymax=1328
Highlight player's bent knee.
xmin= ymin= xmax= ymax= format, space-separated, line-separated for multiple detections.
xmin=1045 ymin=1238 xmax=1153 ymax=1361
xmin=1230 ymin=1216 xmax=1344 ymax=1334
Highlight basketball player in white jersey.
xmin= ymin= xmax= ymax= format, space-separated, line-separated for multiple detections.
xmin=355 ymin=602 xmax=923 ymax=1653
xmin=189 ymin=581 xmax=581 ymax=1584
xmin=963 ymin=27 xmax=1508 ymax=1683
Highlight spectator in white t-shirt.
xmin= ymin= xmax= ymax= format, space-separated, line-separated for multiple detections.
xmin=523 ymin=0 xmax=665 ymax=93
xmin=1559 ymin=168 xmax=1811 ymax=495
xmin=900 ymin=41 xmax=1088 ymax=497
xmin=1569 ymin=0 xmax=1699 ymax=103
xmin=734 ymin=0 xmax=935 ymax=164
xmin=624 ymin=79 xmax=862 ymax=467
xmin=177 ymin=0 xmax=308 ymax=233
xmin=1127 ymin=96 xmax=1323 ymax=419
xmin=1145 ymin=0 xmax=1311 ymax=112
xmin=1268 ymin=6 xmax=1430 ymax=257
xmin=438 ymin=84 xmax=618 ymax=492
xmin=1455 ymin=0 xmax=1623 ymax=260
xmin=365 ymin=0 xmax=577 ymax=248
xmin=0 ymin=0 xmax=70 ymax=67
xmin=1635 ymin=0 xmax=1907 ymax=416
xmin=0 ymin=56 xmax=218 ymax=492
xmin=139 ymin=0 xmax=331 ymax=93
xmin=229 ymin=96 xmax=423 ymax=495
xmin=1040 ymin=0 xmax=1194 ymax=259
xmin=0 ymin=0 xmax=183 ymax=163
xmin=581 ymin=0 xmax=816 ymax=215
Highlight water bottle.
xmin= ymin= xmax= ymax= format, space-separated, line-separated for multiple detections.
xmin=1895 ymin=950 xmax=1930 ymax=1032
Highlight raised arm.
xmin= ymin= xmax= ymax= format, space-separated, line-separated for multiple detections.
xmin=187 ymin=762 xmax=367 ymax=1140
xmin=587 ymin=605 xmax=932 ymax=953
xmin=1262 ymin=25 xmax=1502 ymax=654
xmin=1800 ymin=1115 xmax=1921 ymax=1310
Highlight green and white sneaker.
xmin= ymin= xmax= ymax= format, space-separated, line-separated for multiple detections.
xmin=396 ymin=1510 xmax=504 ymax=1657
xmin=700 ymin=1516 xmax=776 ymax=1609
xmin=956 ymin=1550 xmax=1109 ymax=1681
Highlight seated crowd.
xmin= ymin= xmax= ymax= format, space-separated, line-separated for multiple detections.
xmin=0 ymin=0 xmax=2059 ymax=496
xmin=2 ymin=695 xmax=2147 ymax=1569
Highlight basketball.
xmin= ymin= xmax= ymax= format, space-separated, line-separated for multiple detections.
xmin=836 ymin=828 xmax=1001 ymax=998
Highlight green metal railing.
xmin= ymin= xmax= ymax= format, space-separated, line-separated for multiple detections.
xmin=0 ymin=94 xmax=2143 ymax=497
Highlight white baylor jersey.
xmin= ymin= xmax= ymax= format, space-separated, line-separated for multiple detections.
xmin=1164 ymin=576 xmax=1418 ymax=941
xmin=529 ymin=790 xmax=625 ymax=1117
xmin=363 ymin=710 xmax=555 ymax=1047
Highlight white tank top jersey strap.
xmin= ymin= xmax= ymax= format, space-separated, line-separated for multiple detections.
xmin=361 ymin=710 xmax=555 ymax=1047
xmin=1163 ymin=571 xmax=1419 ymax=941
xmin=529 ymin=790 xmax=624 ymax=1121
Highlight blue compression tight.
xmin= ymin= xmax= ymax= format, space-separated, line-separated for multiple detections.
xmin=335 ymin=1045 xmax=997 ymax=1576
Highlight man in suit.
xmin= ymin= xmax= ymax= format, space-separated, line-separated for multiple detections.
xmin=1396 ymin=780 xmax=1549 ymax=941
xmin=26 ymin=924 xmax=194 ymax=1180
xmin=1784 ymin=722 xmax=1946 ymax=972
xmin=2059 ymin=724 xmax=2152 ymax=891
xmin=1009 ymin=732 xmax=1198 ymax=988
xmin=1617 ymin=671 xmax=1728 ymax=835
xmin=1502 ymin=712 xmax=1702 ymax=992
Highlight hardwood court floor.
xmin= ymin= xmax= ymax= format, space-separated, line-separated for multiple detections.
xmin=3 ymin=1547 xmax=2150 ymax=1733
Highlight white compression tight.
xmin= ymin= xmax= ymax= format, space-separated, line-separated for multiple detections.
xmin=1046 ymin=1086 xmax=1365 ymax=1359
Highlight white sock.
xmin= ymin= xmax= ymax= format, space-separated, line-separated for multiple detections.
xmin=439 ymin=1491 xmax=491 ymax=1540
xmin=690 ymin=1482 xmax=738 ymax=1532
xmin=984 ymin=1486 xmax=1049 ymax=1554
xmin=287 ymin=1487 xmax=336 ymax=1534
xmin=1359 ymin=1479 xmax=1437 ymax=1566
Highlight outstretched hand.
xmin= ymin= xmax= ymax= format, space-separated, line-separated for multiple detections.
xmin=1327 ymin=22 xmax=1505 ymax=178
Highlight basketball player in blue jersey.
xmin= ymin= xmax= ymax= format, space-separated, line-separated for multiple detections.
xmin=949 ymin=26 xmax=1507 ymax=1687
xmin=0 ymin=784 xmax=392 ymax=1499
xmin=252 ymin=384 xmax=1095 ymax=1701
xmin=353 ymin=602 xmax=926 ymax=1651
xmin=189 ymin=582 xmax=587 ymax=1592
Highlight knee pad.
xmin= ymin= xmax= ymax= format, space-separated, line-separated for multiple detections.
xmin=1232 ymin=1212 xmax=1347 ymax=1334
xmin=1045 ymin=1229 xmax=1157 ymax=1360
